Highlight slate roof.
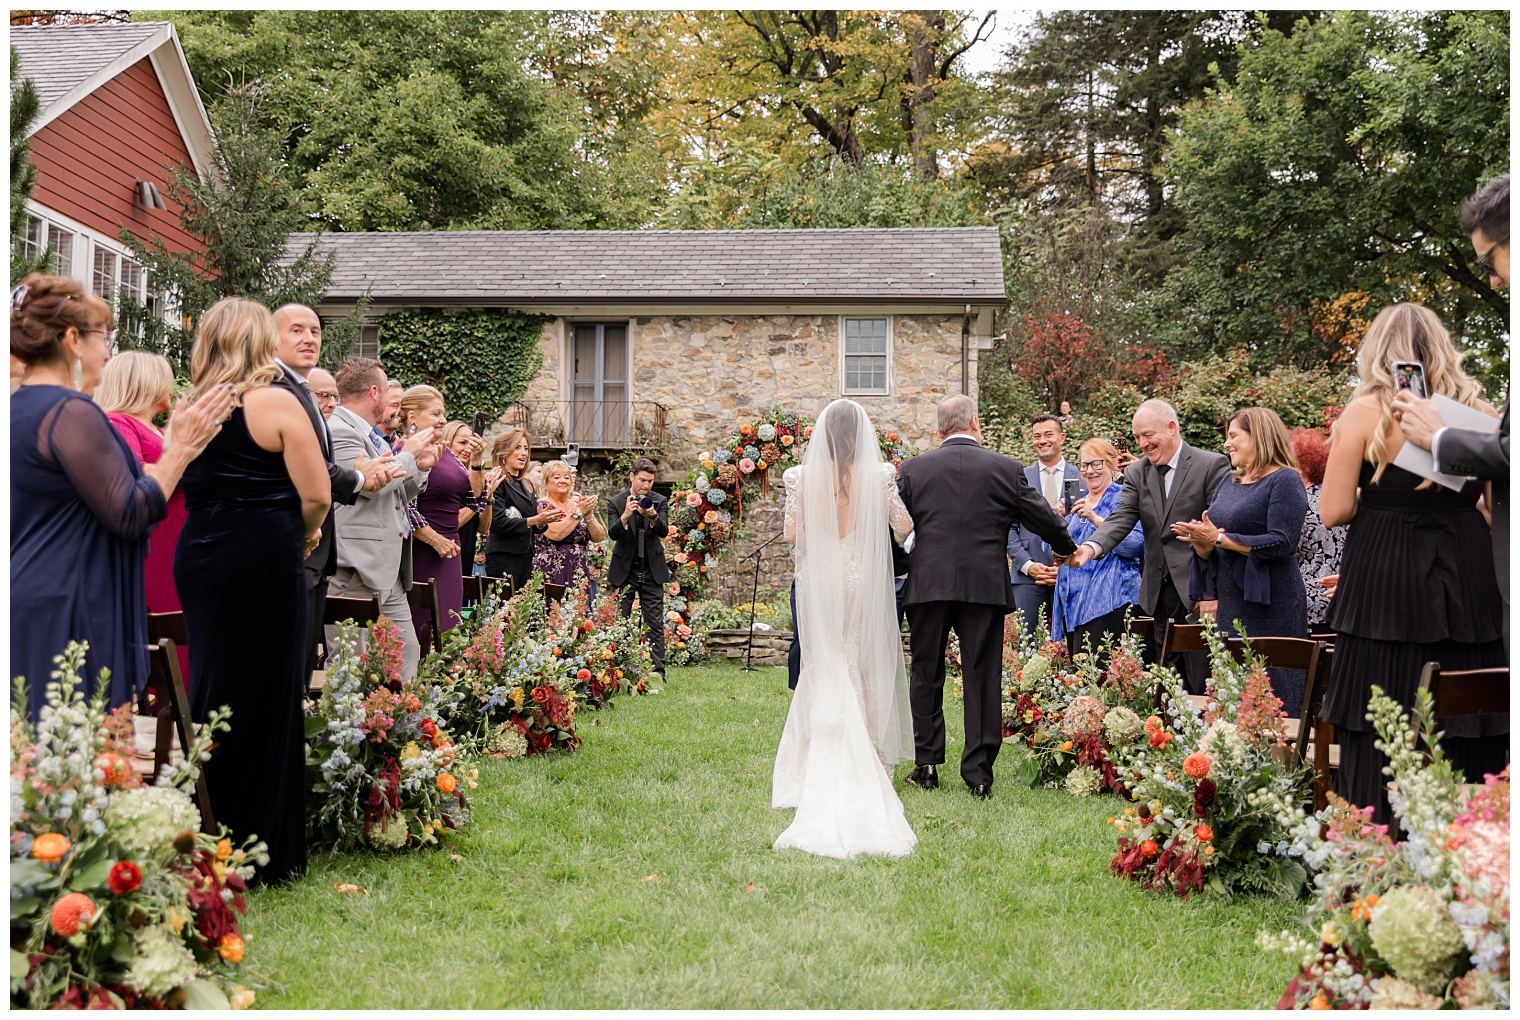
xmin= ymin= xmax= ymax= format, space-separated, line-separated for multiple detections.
xmin=287 ymin=228 xmax=1007 ymax=305
xmin=12 ymin=21 xmax=169 ymax=111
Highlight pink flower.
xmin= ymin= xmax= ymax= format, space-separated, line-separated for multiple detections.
xmin=685 ymin=492 xmax=703 ymax=508
xmin=677 ymin=625 xmax=692 ymax=638
xmin=739 ymin=458 xmax=756 ymax=474
xmin=667 ymin=583 xmax=680 ymax=595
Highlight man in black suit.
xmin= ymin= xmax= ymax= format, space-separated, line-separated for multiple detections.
xmin=1064 ymin=399 xmax=1231 ymax=693
xmin=1393 ymin=174 xmax=1509 ymax=655
xmin=896 ymin=395 xmax=1076 ymax=798
xmin=606 ymin=457 xmax=671 ymax=675
xmin=273 ymin=304 xmax=402 ymax=674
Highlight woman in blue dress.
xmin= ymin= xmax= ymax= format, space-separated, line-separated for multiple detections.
xmin=1050 ymin=439 xmax=1143 ymax=658
xmin=10 ymin=274 xmax=229 ymax=718
xmin=1175 ymin=407 xmax=1310 ymax=716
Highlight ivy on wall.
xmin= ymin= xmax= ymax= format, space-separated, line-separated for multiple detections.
xmin=375 ymin=308 xmax=547 ymax=421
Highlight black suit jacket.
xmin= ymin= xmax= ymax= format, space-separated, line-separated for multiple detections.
xmin=1434 ymin=403 xmax=1509 ymax=605
xmin=896 ymin=437 xmax=1076 ymax=609
xmin=274 ymin=365 xmax=357 ymax=581
xmin=605 ymin=489 xmax=671 ymax=587
xmin=485 ymin=477 xmax=540 ymax=557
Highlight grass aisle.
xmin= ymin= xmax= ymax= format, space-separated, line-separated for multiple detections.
xmin=245 ymin=660 xmax=1302 ymax=1008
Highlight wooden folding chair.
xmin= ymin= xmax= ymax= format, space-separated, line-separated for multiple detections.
xmin=1152 ymin=622 xmax=1210 ymax=718
xmin=461 ymin=575 xmax=483 ymax=608
xmin=543 ymin=581 xmax=567 ymax=607
xmin=312 ymin=595 xmax=383 ymax=693
xmin=148 ymin=611 xmax=189 ymax=647
xmin=144 ymin=637 xmax=216 ymax=833
xmin=1293 ymin=644 xmax=1338 ymax=810
xmin=1125 ymin=616 xmax=1155 ymax=648
xmin=1309 ymin=632 xmax=1338 ymax=647
xmin=1417 ymin=662 xmax=1509 ymax=722
xmin=1225 ymin=635 xmax=1323 ymax=742
xmin=407 ymin=579 xmax=443 ymax=658
xmin=485 ymin=574 xmax=514 ymax=601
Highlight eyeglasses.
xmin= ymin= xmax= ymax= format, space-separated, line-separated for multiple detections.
xmin=314 ymin=391 xmax=339 ymax=403
xmin=1077 ymin=460 xmax=1110 ymax=471
xmin=1475 ymin=242 xmax=1502 ymax=276
xmin=85 ymin=327 xmax=117 ymax=346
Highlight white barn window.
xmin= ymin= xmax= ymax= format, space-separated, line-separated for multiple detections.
xmin=840 ymin=315 xmax=891 ymax=396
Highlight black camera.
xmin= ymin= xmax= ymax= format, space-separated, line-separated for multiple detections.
xmin=639 ymin=494 xmax=655 ymax=509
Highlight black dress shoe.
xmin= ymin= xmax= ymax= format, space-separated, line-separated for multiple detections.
xmin=969 ymin=783 xmax=993 ymax=799
xmin=905 ymin=764 xmax=939 ymax=789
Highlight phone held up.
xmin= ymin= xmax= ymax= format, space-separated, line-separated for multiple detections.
xmin=472 ymin=411 xmax=485 ymax=435
xmin=1393 ymin=360 xmax=1428 ymax=400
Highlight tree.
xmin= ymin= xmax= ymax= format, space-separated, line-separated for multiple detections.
xmin=117 ymin=80 xmax=340 ymax=373
xmin=11 ymin=46 xmax=52 ymax=282
xmin=1160 ymin=11 xmax=1509 ymax=391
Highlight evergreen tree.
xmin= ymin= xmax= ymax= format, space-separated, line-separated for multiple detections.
xmin=11 ymin=45 xmax=53 ymax=282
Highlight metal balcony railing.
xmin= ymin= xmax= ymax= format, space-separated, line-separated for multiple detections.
xmin=503 ymin=399 xmax=668 ymax=450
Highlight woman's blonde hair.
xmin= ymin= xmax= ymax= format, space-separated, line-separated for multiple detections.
xmin=1341 ymin=303 xmax=1483 ymax=483
xmin=397 ymin=384 xmax=445 ymax=434
xmin=490 ymin=427 xmax=531 ymax=476
xmin=1077 ymin=438 xmax=1121 ymax=470
xmin=440 ymin=420 xmax=469 ymax=449
xmin=1227 ymin=407 xmax=1299 ymax=481
xmin=540 ymin=459 xmax=573 ymax=488
xmin=95 ymin=350 xmax=174 ymax=418
xmin=189 ymin=297 xmax=280 ymax=401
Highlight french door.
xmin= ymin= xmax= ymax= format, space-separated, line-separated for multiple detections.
xmin=570 ymin=322 xmax=629 ymax=445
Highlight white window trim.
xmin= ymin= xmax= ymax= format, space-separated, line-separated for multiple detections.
xmin=24 ymin=202 xmax=176 ymax=334
xmin=838 ymin=313 xmax=893 ymax=397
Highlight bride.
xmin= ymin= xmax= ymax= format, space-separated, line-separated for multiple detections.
xmin=772 ymin=399 xmax=916 ymax=859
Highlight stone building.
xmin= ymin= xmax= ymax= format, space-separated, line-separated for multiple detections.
xmin=294 ymin=227 xmax=1007 ymax=598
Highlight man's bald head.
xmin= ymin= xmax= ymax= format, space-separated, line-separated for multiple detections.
xmin=937 ymin=394 xmax=980 ymax=441
xmin=274 ymin=303 xmax=323 ymax=375
xmin=307 ymin=366 xmax=338 ymax=419
xmin=1132 ymin=399 xmax=1181 ymax=466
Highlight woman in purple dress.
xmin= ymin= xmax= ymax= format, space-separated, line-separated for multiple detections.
xmin=399 ymin=387 xmax=485 ymax=638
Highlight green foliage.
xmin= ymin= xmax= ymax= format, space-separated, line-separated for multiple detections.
xmin=375 ymin=309 xmax=546 ymax=421
xmin=10 ymin=46 xmax=53 ymax=283
xmin=116 ymin=79 xmax=336 ymax=373
xmin=1161 ymin=11 xmax=1509 ymax=391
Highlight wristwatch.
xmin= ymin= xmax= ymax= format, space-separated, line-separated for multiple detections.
xmin=1213 ymin=530 xmax=1226 ymax=549
xmin=572 ymin=510 xmax=584 ymax=521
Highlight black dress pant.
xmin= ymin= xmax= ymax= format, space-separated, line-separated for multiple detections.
xmin=617 ymin=564 xmax=666 ymax=672
xmin=485 ymin=551 xmax=533 ymax=593
xmin=1066 ymin=604 xmax=1132 ymax=664
xmin=1152 ymin=581 xmax=1209 ymax=695
xmin=905 ymin=600 xmax=1005 ymax=788
xmin=304 ymin=566 xmax=327 ymax=671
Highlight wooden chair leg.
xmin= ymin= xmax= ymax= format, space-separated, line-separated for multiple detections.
xmin=157 ymin=639 xmax=216 ymax=833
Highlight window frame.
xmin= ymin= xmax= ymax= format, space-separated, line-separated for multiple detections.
xmin=838 ymin=314 xmax=893 ymax=397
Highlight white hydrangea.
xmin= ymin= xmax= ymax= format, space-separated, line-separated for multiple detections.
xmin=104 ymin=786 xmax=201 ymax=859
xmin=487 ymin=724 xmax=528 ymax=759
xmin=1197 ymin=719 xmax=1246 ymax=764
xmin=367 ymin=816 xmax=410 ymax=850
xmin=124 ymin=924 xmax=198 ymax=999
xmin=756 ymin=423 xmax=776 ymax=442
xmin=1065 ymin=764 xmax=1103 ymax=797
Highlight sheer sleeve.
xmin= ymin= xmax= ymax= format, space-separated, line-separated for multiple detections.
xmin=882 ymin=463 xmax=913 ymax=544
xmin=783 ymin=466 xmax=801 ymax=542
xmin=41 ymin=395 xmax=166 ymax=540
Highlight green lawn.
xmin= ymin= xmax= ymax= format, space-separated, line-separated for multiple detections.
xmin=242 ymin=660 xmax=1303 ymax=1008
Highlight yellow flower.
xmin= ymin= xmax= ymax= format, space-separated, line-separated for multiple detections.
xmin=1320 ymin=922 xmax=1340 ymax=947
xmin=510 ymin=687 xmax=525 ymax=707
xmin=215 ymin=839 xmax=232 ymax=861
xmin=230 ymin=987 xmax=256 ymax=1010
xmin=400 ymin=741 xmax=421 ymax=761
xmin=166 ymin=906 xmax=189 ymax=935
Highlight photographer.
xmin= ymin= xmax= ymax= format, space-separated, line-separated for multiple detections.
xmin=606 ymin=458 xmax=670 ymax=675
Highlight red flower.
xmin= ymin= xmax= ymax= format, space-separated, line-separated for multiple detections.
xmin=107 ymin=860 xmax=142 ymax=895
xmin=1140 ymin=839 xmax=1159 ymax=857
xmin=576 ymin=669 xmax=591 ymax=680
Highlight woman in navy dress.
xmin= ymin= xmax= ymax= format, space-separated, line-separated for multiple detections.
xmin=1175 ymin=408 xmax=1309 ymax=716
xmin=177 ymin=298 xmax=330 ymax=884
xmin=1319 ymin=303 xmax=1505 ymax=825
xmin=9 ymin=275 xmax=228 ymax=718
xmin=1049 ymin=438 xmax=1143 ymax=658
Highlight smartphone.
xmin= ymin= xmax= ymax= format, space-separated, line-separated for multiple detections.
xmin=1063 ymin=478 xmax=1083 ymax=515
xmin=472 ymin=411 xmax=485 ymax=435
xmin=1393 ymin=360 xmax=1428 ymax=400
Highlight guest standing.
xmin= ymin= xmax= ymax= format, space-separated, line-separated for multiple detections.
xmin=1050 ymin=439 xmax=1143 ymax=657
xmin=398 ymin=388 xmax=484 ymax=637
xmin=483 ymin=429 xmax=561 ymax=589
xmin=1289 ymin=428 xmax=1346 ymax=630
xmin=1319 ymin=303 xmax=1506 ymax=824
xmin=442 ymin=421 xmax=487 ymax=575
xmin=175 ymin=298 xmax=330 ymax=884
xmin=1175 ymin=409 xmax=1310 ymax=715
xmin=533 ymin=460 xmax=605 ymax=589
xmin=1069 ymin=400 xmax=1232 ymax=693
xmin=11 ymin=276 xmax=228 ymax=718
xmin=1007 ymin=414 xmax=1080 ymax=643
xmin=606 ymin=458 xmax=671 ymax=675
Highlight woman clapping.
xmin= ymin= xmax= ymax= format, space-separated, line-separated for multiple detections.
xmin=1050 ymin=439 xmax=1143 ymax=657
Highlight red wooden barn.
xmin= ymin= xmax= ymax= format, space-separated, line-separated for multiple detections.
xmin=11 ymin=20 xmax=214 ymax=320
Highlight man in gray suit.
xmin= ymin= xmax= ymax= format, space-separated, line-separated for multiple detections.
xmin=1007 ymin=414 xmax=1081 ymax=643
xmin=1062 ymin=399 xmax=1230 ymax=692
xmin=326 ymin=357 xmax=440 ymax=679
xmin=1394 ymin=173 xmax=1509 ymax=655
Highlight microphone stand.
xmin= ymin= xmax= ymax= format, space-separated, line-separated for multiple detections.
xmin=741 ymin=529 xmax=789 ymax=672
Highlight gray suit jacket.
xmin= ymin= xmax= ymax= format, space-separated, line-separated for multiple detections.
xmin=1434 ymin=404 xmax=1508 ymax=604
xmin=1007 ymin=459 xmax=1082 ymax=585
xmin=328 ymin=404 xmax=427 ymax=594
xmin=1085 ymin=442 xmax=1231 ymax=616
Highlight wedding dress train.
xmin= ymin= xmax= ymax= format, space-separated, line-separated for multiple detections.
xmin=772 ymin=400 xmax=916 ymax=859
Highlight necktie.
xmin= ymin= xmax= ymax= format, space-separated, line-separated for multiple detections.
xmin=1156 ymin=462 xmax=1171 ymax=499
xmin=366 ymin=424 xmax=409 ymax=537
xmin=1043 ymin=466 xmax=1061 ymax=510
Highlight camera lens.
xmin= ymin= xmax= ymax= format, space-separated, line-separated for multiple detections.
xmin=640 ymin=495 xmax=654 ymax=508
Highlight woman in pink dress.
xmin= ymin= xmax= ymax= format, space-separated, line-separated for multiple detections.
xmin=98 ymin=353 xmax=190 ymax=676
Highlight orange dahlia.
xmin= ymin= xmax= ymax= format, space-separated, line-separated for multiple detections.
xmin=50 ymin=893 xmax=95 ymax=936
xmin=1194 ymin=824 xmax=1214 ymax=842
xmin=1183 ymin=752 xmax=1212 ymax=779
xmin=437 ymin=773 xmax=457 ymax=794
xmin=219 ymin=934 xmax=245 ymax=963
xmin=32 ymin=832 xmax=69 ymax=864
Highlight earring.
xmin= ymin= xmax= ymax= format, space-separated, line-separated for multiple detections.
xmin=71 ymin=357 xmax=83 ymax=389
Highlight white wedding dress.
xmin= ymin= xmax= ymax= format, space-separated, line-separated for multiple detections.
xmin=772 ymin=400 xmax=917 ymax=859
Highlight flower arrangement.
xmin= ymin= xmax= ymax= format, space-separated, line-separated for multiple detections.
xmin=306 ymin=618 xmax=476 ymax=851
xmin=1260 ymin=687 xmax=1509 ymax=1009
xmin=1108 ymin=625 xmax=1313 ymax=899
xmin=11 ymin=643 xmax=265 ymax=1010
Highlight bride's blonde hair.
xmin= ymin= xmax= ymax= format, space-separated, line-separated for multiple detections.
xmin=1335 ymin=303 xmax=1483 ymax=483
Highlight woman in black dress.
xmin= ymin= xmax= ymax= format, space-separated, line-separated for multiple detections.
xmin=176 ymin=298 xmax=331 ymax=884
xmin=1319 ymin=303 xmax=1506 ymax=824
xmin=483 ymin=428 xmax=562 ymax=589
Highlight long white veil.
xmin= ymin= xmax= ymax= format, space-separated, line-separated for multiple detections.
xmin=771 ymin=399 xmax=915 ymax=859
